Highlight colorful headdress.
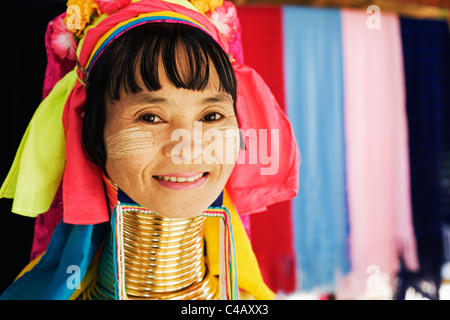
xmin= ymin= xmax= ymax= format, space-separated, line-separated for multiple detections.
xmin=0 ymin=0 xmax=300 ymax=224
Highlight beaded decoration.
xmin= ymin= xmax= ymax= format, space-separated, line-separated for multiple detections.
xmin=111 ymin=201 xmax=239 ymax=300
xmin=201 ymin=207 xmax=239 ymax=300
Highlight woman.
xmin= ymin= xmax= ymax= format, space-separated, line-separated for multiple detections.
xmin=0 ymin=0 xmax=299 ymax=300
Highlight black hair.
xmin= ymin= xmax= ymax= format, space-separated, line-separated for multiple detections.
xmin=82 ymin=22 xmax=238 ymax=167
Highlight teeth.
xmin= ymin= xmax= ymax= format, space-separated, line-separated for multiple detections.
xmin=156 ymin=173 xmax=204 ymax=183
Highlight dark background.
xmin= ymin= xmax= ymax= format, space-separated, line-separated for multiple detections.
xmin=0 ymin=0 xmax=66 ymax=293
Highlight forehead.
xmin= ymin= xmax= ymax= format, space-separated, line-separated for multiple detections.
xmin=108 ymin=54 xmax=233 ymax=111
xmin=123 ymin=87 xmax=233 ymax=107
xmin=157 ymin=53 xmax=222 ymax=91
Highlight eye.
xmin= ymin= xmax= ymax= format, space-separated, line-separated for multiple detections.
xmin=140 ymin=113 xmax=163 ymax=123
xmin=201 ymin=112 xmax=223 ymax=122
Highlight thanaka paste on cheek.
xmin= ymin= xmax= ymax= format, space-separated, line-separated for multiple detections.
xmin=106 ymin=127 xmax=155 ymax=158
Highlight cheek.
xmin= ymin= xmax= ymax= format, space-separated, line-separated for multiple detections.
xmin=105 ymin=127 xmax=158 ymax=178
xmin=106 ymin=127 xmax=155 ymax=158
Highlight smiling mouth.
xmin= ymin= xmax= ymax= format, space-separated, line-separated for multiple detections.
xmin=153 ymin=172 xmax=209 ymax=183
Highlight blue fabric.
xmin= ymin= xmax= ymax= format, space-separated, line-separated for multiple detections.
xmin=395 ymin=17 xmax=450 ymax=300
xmin=283 ymin=6 xmax=350 ymax=292
xmin=0 ymin=221 xmax=107 ymax=300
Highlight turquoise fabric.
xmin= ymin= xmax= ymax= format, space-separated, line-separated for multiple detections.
xmin=0 ymin=222 xmax=107 ymax=300
xmin=0 ymin=190 xmax=223 ymax=300
xmin=283 ymin=6 xmax=351 ymax=292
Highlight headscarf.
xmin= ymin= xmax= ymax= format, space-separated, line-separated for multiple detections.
xmin=0 ymin=0 xmax=300 ymax=224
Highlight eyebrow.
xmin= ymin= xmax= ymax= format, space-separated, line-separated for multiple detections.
xmin=128 ymin=95 xmax=167 ymax=106
xmin=200 ymin=92 xmax=233 ymax=105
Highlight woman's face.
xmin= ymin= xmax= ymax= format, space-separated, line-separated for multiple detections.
xmin=103 ymin=64 xmax=239 ymax=218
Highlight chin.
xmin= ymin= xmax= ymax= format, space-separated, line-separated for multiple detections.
xmin=135 ymin=196 xmax=218 ymax=219
xmin=119 ymin=178 xmax=227 ymax=219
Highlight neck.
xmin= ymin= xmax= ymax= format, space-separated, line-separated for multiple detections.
xmin=80 ymin=179 xmax=219 ymax=300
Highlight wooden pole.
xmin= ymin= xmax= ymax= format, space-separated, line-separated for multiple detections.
xmin=234 ymin=0 xmax=449 ymax=20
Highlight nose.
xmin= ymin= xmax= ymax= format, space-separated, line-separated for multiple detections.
xmin=162 ymin=121 xmax=204 ymax=164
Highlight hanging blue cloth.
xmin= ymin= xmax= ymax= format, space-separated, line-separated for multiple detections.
xmin=395 ymin=17 xmax=450 ymax=300
xmin=283 ymin=6 xmax=350 ymax=292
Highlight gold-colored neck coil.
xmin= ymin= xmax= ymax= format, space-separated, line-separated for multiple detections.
xmin=80 ymin=210 xmax=219 ymax=300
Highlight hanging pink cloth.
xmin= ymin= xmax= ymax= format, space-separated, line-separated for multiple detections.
xmin=337 ymin=9 xmax=419 ymax=299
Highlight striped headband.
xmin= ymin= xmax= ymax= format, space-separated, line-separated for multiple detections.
xmin=86 ymin=11 xmax=218 ymax=71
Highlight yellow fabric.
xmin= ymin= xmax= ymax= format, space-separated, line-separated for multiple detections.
xmin=189 ymin=0 xmax=222 ymax=14
xmin=204 ymin=190 xmax=275 ymax=300
xmin=0 ymin=71 xmax=77 ymax=217
xmin=14 ymin=253 xmax=44 ymax=281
